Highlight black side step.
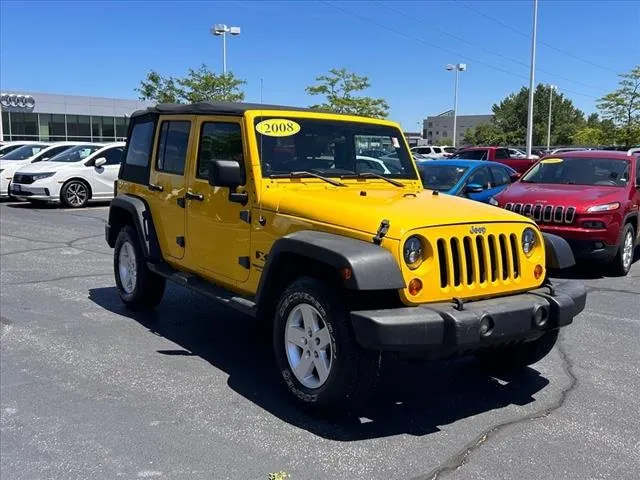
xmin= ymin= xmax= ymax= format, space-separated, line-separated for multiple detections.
xmin=148 ymin=262 xmax=257 ymax=317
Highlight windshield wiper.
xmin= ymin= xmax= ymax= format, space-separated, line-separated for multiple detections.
xmin=269 ymin=171 xmax=346 ymax=187
xmin=349 ymin=172 xmax=404 ymax=187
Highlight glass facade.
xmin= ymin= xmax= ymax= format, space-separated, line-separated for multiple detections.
xmin=1 ymin=111 xmax=128 ymax=142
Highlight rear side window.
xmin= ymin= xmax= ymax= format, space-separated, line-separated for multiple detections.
xmin=490 ymin=166 xmax=511 ymax=186
xmin=125 ymin=121 xmax=155 ymax=167
xmin=495 ymin=148 xmax=510 ymax=159
xmin=457 ymin=149 xmax=487 ymax=160
xmin=103 ymin=147 xmax=125 ymax=165
xmin=156 ymin=121 xmax=191 ymax=175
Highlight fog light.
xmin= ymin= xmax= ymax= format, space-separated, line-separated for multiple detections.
xmin=594 ymin=242 xmax=604 ymax=249
xmin=408 ymin=278 xmax=423 ymax=296
xmin=479 ymin=315 xmax=494 ymax=337
xmin=534 ymin=264 xmax=543 ymax=279
xmin=533 ymin=305 xmax=548 ymax=327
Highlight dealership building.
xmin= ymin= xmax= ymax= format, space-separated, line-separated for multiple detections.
xmin=0 ymin=91 xmax=153 ymax=143
xmin=423 ymin=110 xmax=493 ymax=145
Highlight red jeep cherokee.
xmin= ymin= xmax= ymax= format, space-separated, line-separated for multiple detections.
xmin=490 ymin=150 xmax=640 ymax=275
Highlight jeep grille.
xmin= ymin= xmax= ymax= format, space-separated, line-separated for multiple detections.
xmin=504 ymin=203 xmax=575 ymax=224
xmin=436 ymin=233 xmax=520 ymax=289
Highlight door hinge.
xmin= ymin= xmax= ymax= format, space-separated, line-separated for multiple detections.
xmin=176 ymin=236 xmax=185 ymax=248
xmin=238 ymin=256 xmax=250 ymax=269
xmin=239 ymin=210 xmax=251 ymax=223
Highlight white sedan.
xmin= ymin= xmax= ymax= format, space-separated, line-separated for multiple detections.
xmin=0 ymin=142 xmax=87 ymax=197
xmin=10 ymin=142 xmax=125 ymax=208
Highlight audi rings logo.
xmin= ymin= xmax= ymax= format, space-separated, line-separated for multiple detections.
xmin=0 ymin=94 xmax=36 ymax=109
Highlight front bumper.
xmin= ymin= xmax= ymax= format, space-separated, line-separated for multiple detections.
xmin=566 ymin=239 xmax=618 ymax=262
xmin=9 ymin=183 xmax=56 ymax=201
xmin=350 ymin=281 xmax=586 ymax=354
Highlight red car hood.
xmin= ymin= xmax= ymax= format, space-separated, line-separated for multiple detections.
xmin=496 ymin=183 xmax=624 ymax=211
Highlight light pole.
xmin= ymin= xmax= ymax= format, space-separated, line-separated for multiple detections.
xmin=547 ymin=85 xmax=556 ymax=152
xmin=446 ymin=63 xmax=466 ymax=148
xmin=211 ymin=24 xmax=241 ymax=74
xmin=525 ymin=0 xmax=538 ymax=158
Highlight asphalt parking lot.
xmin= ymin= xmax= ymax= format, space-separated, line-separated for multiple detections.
xmin=1 ymin=201 xmax=639 ymax=480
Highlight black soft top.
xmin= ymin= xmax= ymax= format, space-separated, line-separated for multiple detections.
xmin=130 ymin=101 xmax=318 ymax=119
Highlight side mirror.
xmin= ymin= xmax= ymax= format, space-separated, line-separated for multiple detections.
xmin=208 ymin=159 xmax=247 ymax=205
xmin=510 ymin=172 xmax=522 ymax=181
xmin=94 ymin=157 xmax=107 ymax=168
xmin=35 ymin=157 xmax=48 ymax=162
xmin=465 ymin=183 xmax=484 ymax=194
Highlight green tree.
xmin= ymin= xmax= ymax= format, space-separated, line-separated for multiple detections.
xmin=305 ymin=68 xmax=389 ymax=118
xmin=136 ymin=64 xmax=246 ymax=103
xmin=462 ymin=122 xmax=507 ymax=146
xmin=572 ymin=126 xmax=605 ymax=146
xmin=597 ymin=65 xmax=640 ymax=148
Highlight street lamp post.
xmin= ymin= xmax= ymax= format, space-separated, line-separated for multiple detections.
xmin=547 ymin=85 xmax=556 ymax=152
xmin=211 ymin=24 xmax=241 ymax=74
xmin=446 ymin=63 xmax=466 ymax=148
xmin=525 ymin=0 xmax=538 ymax=158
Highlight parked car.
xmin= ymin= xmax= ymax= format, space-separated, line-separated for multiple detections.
xmin=11 ymin=142 xmax=125 ymax=207
xmin=490 ymin=151 xmax=639 ymax=275
xmin=549 ymin=147 xmax=590 ymax=155
xmin=104 ymin=101 xmax=586 ymax=411
xmin=627 ymin=147 xmax=640 ymax=156
xmin=450 ymin=146 xmax=538 ymax=174
xmin=508 ymin=148 xmax=540 ymax=160
xmin=355 ymin=155 xmax=403 ymax=174
xmin=416 ymin=159 xmax=519 ymax=203
xmin=411 ymin=145 xmax=447 ymax=158
xmin=0 ymin=141 xmax=45 ymax=158
xmin=0 ymin=142 xmax=83 ymax=198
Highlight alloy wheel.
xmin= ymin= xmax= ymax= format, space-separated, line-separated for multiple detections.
xmin=118 ymin=241 xmax=137 ymax=294
xmin=65 ymin=182 xmax=87 ymax=207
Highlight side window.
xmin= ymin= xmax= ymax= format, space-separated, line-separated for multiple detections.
xmin=103 ymin=147 xmax=125 ymax=165
xmin=495 ymin=148 xmax=510 ymax=159
xmin=459 ymin=150 xmax=486 ymax=160
xmin=490 ymin=166 xmax=510 ymax=186
xmin=156 ymin=121 xmax=191 ymax=175
xmin=197 ymin=122 xmax=243 ymax=180
xmin=124 ymin=121 xmax=154 ymax=167
xmin=467 ymin=168 xmax=490 ymax=189
xmin=40 ymin=146 xmax=68 ymax=160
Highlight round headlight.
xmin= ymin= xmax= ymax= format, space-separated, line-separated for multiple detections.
xmin=404 ymin=235 xmax=424 ymax=269
xmin=522 ymin=227 xmax=537 ymax=256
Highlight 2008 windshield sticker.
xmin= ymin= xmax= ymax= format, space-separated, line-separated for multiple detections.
xmin=255 ymin=119 xmax=301 ymax=137
xmin=541 ymin=157 xmax=564 ymax=164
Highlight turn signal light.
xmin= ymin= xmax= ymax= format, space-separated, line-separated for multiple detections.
xmin=341 ymin=267 xmax=352 ymax=280
xmin=534 ymin=264 xmax=543 ymax=279
xmin=408 ymin=278 xmax=423 ymax=296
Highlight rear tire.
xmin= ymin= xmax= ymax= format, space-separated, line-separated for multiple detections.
xmin=114 ymin=225 xmax=166 ymax=310
xmin=273 ymin=277 xmax=379 ymax=412
xmin=610 ymin=223 xmax=635 ymax=277
xmin=476 ymin=329 xmax=559 ymax=370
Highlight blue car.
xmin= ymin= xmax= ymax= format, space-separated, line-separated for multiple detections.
xmin=416 ymin=159 xmax=519 ymax=203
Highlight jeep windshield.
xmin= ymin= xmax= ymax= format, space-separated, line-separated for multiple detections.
xmin=254 ymin=117 xmax=418 ymax=180
xmin=521 ymin=157 xmax=630 ymax=186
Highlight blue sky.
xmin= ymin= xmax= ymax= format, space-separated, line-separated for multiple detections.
xmin=1 ymin=0 xmax=638 ymax=129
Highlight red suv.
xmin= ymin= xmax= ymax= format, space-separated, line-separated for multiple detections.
xmin=451 ymin=146 xmax=537 ymax=174
xmin=490 ymin=151 xmax=640 ymax=275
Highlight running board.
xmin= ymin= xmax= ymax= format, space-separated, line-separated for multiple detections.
xmin=148 ymin=262 xmax=257 ymax=317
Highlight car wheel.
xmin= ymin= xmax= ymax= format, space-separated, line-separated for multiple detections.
xmin=611 ymin=223 xmax=635 ymax=276
xmin=114 ymin=225 xmax=166 ymax=310
xmin=476 ymin=329 xmax=559 ymax=370
xmin=61 ymin=180 xmax=90 ymax=208
xmin=273 ymin=277 xmax=379 ymax=412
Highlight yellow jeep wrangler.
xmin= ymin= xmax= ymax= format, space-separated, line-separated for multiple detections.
xmin=105 ymin=102 xmax=586 ymax=410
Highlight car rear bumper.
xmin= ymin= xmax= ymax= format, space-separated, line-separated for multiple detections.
xmin=350 ymin=281 xmax=586 ymax=354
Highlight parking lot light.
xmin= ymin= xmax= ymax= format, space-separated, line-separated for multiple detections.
xmin=211 ymin=23 xmax=241 ymax=74
xmin=446 ymin=63 xmax=466 ymax=148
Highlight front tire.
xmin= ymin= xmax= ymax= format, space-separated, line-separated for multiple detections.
xmin=60 ymin=180 xmax=90 ymax=208
xmin=610 ymin=223 xmax=635 ymax=276
xmin=114 ymin=225 xmax=166 ymax=310
xmin=477 ymin=329 xmax=559 ymax=370
xmin=273 ymin=277 xmax=379 ymax=412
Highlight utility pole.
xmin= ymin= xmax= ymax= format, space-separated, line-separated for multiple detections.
xmin=525 ymin=0 xmax=538 ymax=158
xmin=547 ymin=85 xmax=556 ymax=152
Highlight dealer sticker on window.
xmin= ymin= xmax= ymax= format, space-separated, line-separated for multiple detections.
xmin=392 ymin=137 xmax=400 ymax=148
xmin=255 ymin=118 xmax=301 ymax=137
xmin=541 ymin=157 xmax=564 ymax=164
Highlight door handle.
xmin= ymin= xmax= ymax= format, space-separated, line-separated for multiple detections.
xmin=185 ymin=190 xmax=204 ymax=201
xmin=148 ymin=183 xmax=163 ymax=192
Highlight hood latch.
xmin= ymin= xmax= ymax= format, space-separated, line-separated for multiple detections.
xmin=372 ymin=219 xmax=390 ymax=245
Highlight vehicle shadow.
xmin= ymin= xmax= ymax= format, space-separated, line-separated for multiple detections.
xmin=6 ymin=201 xmax=111 ymax=210
xmin=88 ymin=285 xmax=550 ymax=440
xmin=550 ymin=245 xmax=640 ymax=280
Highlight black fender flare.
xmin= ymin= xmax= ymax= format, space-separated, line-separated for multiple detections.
xmin=105 ymin=195 xmax=161 ymax=261
xmin=542 ymin=232 xmax=575 ymax=270
xmin=255 ymin=230 xmax=405 ymax=305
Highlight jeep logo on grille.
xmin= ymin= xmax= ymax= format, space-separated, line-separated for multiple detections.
xmin=469 ymin=226 xmax=486 ymax=235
